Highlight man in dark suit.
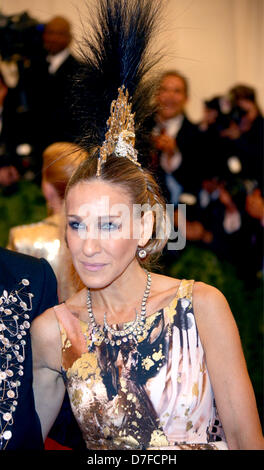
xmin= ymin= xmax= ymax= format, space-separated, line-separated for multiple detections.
xmin=151 ymin=70 xmax=203 ymax=203
xmin=0 ymin=247 xmax=58 ymax=449
xmin=28 ymin=16 xmax=81 ymax=154
xmin=151 ymin=70 xmax=207 ymax=243
xmin=42 ymin=16 xmax=81 ymax=144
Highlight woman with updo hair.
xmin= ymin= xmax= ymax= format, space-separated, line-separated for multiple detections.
xmin=31 ymin=0 xmax=263 ymax=451
xmin=65 ymin=153 xmax=169 ymax=267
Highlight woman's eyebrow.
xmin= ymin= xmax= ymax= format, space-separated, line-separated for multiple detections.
xmin=67 ymin=214 xmax=122 ymax=220
xmin=99 ymin=215 xmax=122 ymax=219
xmin=67 ymin=214 xmax=83 ymax=220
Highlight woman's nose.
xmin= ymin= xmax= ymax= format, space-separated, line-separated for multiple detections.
xmin=82 ymin=234 xmax=102 ymax=257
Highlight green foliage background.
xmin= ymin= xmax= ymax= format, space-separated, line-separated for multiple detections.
xmin=0 ymin=181 xmax=263 ymax=428
xmin=0 ymin=181 xmax=47 ymax=247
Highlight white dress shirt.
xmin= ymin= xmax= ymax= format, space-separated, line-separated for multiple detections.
xmin=154 ymin=114 xmax=185 ymax=205
xmin=46 ymin=48 xmax=70 ymax=74
xmin=154 ymin=114 xmax=184 ymax=174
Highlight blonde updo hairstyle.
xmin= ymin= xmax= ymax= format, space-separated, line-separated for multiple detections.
xmin=65 ymin=153 xmax=170 ymax=268
xmin=42 ymin=142 xmax=88 ymax=199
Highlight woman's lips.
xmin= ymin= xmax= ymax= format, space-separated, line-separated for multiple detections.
xmin=80 ymin=262 xmax=107 ymax=272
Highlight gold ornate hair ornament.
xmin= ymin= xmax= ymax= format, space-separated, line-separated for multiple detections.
xmin=97 ymin=85 xmax=141 ymax=176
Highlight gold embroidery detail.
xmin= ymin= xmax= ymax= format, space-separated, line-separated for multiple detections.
xmin=192 ymin=382 xmax=199 ymax=397
xmin=103 ymin=426 xmax=111 ymax=438
xmin=71 ymin=388 xmax=83 ymax=407
xmin=149 ymin=429 xmax=169 ymax=448
xmin=186 ymin=420 xmax=193 ymax=431
xmin=127 ymin=393 xmax=137 ymax=403
xmin=68 ymin=352 xmax=101 ymax=384
xmin=113 ymin=434 xmax=140 ymax=448
xmin=152 ymin=348 xmax=164 ymax=362
xmin=142 ymin=343 xmax=165 ymax=371
xmin=61 ymin=331 xmax=71 ymax=351
xmin=142 ymin=357 xmax=154 ymax=371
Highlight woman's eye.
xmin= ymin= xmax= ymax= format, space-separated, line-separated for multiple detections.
xmin=68 ymin=221 xmax=86 ymax=231
xmin=100 ymin=221 xmax=120 ymax=231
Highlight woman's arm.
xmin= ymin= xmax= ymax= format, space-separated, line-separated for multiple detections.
xmin=193 ymin=282 xmax=264 ymax=450
xmin=31 ymin=308 xmax=65 ymax=441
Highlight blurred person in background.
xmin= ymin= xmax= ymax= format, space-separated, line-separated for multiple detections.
xmin=198 ymin=87 xmax=263 ymax=283
xmin=0 ymin=72 xmax=21 ymax=190
xmin=221 ymin=84 xmax=263 ymax=188
xmin=151 ymin=70 xmax=210 ymax=251
xmin=151 ymin=70 xmax=203 ymax=204
xmin=28 ymin=16 xmax=81 ymax=153
xmin=7 ymin=142 xmax=86 ymax=301
xmin=221 ymin=85 xmax=263 ymax=283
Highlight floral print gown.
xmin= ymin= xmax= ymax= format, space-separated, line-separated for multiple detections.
xmin=53 ymin=279 xmax=228 ymax=450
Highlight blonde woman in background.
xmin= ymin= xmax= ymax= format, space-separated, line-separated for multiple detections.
xmin=7 ymin=142 xmax=86 ymax=301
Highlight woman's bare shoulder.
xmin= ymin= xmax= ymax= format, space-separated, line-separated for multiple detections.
xmin=192 ymin=281 xmax=238 ymax=349
xmin=150 ymin=274 xmax=227 ymax=308
xmin=31 ymin=306 xmax=62 ymax=370
xmin=31 ymin=305 xmax=57 ymax=327
xmin=31 ymin=306 xmax=60 ymax=347
xmin=151 ymin=272 xmax=181 ymax=291
xmin=192 ymin=281 xmax=230 ymax=314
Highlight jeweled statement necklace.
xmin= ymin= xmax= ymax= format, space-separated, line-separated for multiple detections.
xmin=86 ymin=271 xmax=151 ymax=347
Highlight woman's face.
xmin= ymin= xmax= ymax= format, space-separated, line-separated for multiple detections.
xmin=65 ymin=180 xmax=145 ymax=289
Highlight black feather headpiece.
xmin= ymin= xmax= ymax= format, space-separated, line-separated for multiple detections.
xmin=72 ymin=0 xmax=161 ymax=166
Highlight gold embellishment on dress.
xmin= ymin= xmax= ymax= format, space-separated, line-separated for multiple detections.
xmin=176 ymin=443 xmax=219 ymax=450
xmin=71 ymin=388 xmax=84 ymax=408
xmin=127 ymin=393 xmax=137 ymax=403
xmin=61 ymin=331 xmax=71 ymax=351
xmin=142 ymin=356 xmax=154 ymax=371
xmin=113 ymin=434 xmax=140 ymax=448
xmin=186 ymin=420 xmax=193 ymax=431
xmin=166 ymin=296 xmax=179 ymax=324
xmin=179 ymin=279 xmax=195 ymax=300
xmin=67 ymin=352 xmax=101 ymax=384
xmin=152 ymin=347 xmax=164 ymax=362
xmin=120 ymin=377 xmax=128 ymax=393
xmin=148 ymin=429 xmax=169 ymax=448
xmin=192 ymin=382 xmax=199 ymax=397
xmin=103 ymin=426 xmax=111 ymax=438
xmin=142 ymin=344 xmax=165 ymax=372
xmin=97 ymin=86 xmax=140 ymax=176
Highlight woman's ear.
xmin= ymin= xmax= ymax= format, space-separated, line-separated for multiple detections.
xmin=138 ymin=210 xmax=154 ymax=248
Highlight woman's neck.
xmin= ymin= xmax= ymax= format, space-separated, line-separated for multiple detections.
xmin=89 ymin=261 xmax=149 ymax=323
